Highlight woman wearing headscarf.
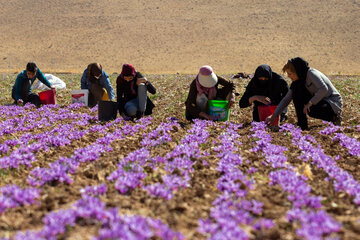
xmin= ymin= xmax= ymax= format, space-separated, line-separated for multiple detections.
xmin=266 ymin=57 xmax=342 ymax=130
xmin=81 ymin=63 xmax=115 ymax=107
xmin=185 ymin=65 xmax=235 ymax=121
xmin=12 ymin=62 xmax=54 ymax=107
xmin=239 ymin=64 xmax=289 ymax=122
xmin=116 ymin=63 xmax=156 ymax=119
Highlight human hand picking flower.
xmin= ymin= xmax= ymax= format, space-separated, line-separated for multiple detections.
xmin=228 ymin=99 xmax=235 ymax=109
xmin=228 ymin=93 xmax=236 ymax=108
xmin=303 ymin=102 xmax=312 ymax=115
xmin=265 ymin=115 xmax=275 ymax=124
xmin=199 ymin=112 xmax=214 ymax=121
xmin=249 ymin=95 xmax=271 ymax=105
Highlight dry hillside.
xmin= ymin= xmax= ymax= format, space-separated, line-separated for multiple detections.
xmin=0 ymin=0 xmax=359 ymax=74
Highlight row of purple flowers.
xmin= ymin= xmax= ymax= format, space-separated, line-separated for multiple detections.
xmin=1 ymin=102 xmax=358 ymax=239
xmin=143 ymin=119 xmax=211 ymax=200
xmin=0 ymin=103 xmax=95 ymax=137
xmin=28 ymin=117 xmax=151 ymax=187
xmin=281 ymin=123 xmax=360 ymax=205
xmin=251 ymin=122 xmax=341 ymax=240
xmin=320 ymin=122 xmax=360 ymax=157
xmin=199 ymin=122 xmax=274 ymax=239
xmin=6 ymin=117 xmax=185 ymax=239
xmin=2 ymin=185 xmax=183 ymax=240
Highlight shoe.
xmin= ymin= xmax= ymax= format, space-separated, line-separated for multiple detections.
xmin=296 ymin=122 xmax=308 ymax=131
xmin=332 ymin=113 xmax=342 ymax=126
xmin=136 ymin=111 xmax=144 ymax=120
xmin=280 ymin=114 xmax=288 ymax=122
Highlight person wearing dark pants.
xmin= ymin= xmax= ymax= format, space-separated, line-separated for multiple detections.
xmin=81 ymin=63 xmax=115 ymax=107
xmin=116 ymin=63 xmax=156 ymax=119
xmin=239 ymin=64 xmax=289 ymax=122
xmin=266 ymin=57 xmax=342 ymax=130
xmin=12 ymin=62 xmax=54 ymax=107
xmin=185 ymin=65 xmax=235 ymax=121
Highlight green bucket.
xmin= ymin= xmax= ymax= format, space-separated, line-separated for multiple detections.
xmin=208 ymin=100 xmax=229 ymax=121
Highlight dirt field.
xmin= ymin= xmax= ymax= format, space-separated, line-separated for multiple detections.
xmin=0 ymin=0 xmax=359 ymax=74
xmin=1 ymin=1 xmax=360 ymax=239
xmin=0 ymin=74 xmax=359 ymax=239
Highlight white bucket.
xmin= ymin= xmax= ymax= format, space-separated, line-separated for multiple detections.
xmin=71 ymin=89 xmax=89 ymax=106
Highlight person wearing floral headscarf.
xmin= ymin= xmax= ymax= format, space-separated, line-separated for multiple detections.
xmin=116 ymin=63 xmax=156 ymax=119
xmin=266 ymin=57 xmax=342 ymax=130
xmin=185 ymin=65 xmax=235 ymax=121
xmin=81 ymin=63 xmax=115 ymax=107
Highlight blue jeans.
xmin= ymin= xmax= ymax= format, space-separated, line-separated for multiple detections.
xmin=124 ymin=84 xmax=147 ymax=117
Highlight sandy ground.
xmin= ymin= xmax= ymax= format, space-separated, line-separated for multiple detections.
xmin=0 ymin=0 xmax=359 ymax=74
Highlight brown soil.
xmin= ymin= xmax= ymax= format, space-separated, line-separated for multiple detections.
xmin=0 ymin=74 xmax=359 ymax=239
xmin=0 ymin=1 xmax=359 ymax=74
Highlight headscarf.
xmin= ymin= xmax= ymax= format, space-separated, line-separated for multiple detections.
xmin=288 ymin=57 xmax=311 ymax=99
xmin=253 ymin=64 xmax=273 ymax=88
xmin=117 ymin=63 xmax=137 ymax=95
xmin=87 ymin=63 xmax=102 ymax=84
xmin=289 ymin=57 xmax=309 ymax=88
xmin=119 ymin=63 xmax=136 ymax=79
xmin=195 ymin=75 xmax=217 ymax=100
xmin=245 ymin=64 xmax=274 ymax=102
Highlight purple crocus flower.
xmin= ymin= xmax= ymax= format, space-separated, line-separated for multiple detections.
xmin=0 ymin=185 xmax=40 ymax=213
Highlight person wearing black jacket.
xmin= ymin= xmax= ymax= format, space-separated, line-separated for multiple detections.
xmin=239 ymin=64 xmax=289 ymax=122
xmin=116 ymin=63 xmax=156 ymax=119
xmin=185 ymin=65 xmax=235 ymax=121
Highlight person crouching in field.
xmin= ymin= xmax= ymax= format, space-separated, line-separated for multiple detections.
xmin=81 ymin=63 xmax=115 ymax=107
xmin=185 ymin=65 xmax=235 ymax=121
xmin=266 ymin=57 xmax=342 ymax=130
xmin=12 ymin=62 xmax=54 ymax=107
xmin=239 ymin=64 xmax=289 ymax=122
xmin=116 ymin=63 xmax=156 ymax=119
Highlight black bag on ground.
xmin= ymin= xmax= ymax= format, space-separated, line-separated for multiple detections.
xmin=98 ymin=101 xmax=118 ymax=121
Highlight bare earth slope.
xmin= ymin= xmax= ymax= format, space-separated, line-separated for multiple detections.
xmin=0 ymin=0 xmax=359 ymax=74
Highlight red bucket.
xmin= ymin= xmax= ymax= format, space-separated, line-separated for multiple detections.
xmin=258 ymin=105 xmax=279 ymax=126
xmin=39 ymin=89 xmax=56 ymax=105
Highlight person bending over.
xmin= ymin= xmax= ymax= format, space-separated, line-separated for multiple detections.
xmin=239 ymin=64 xmax=289 ymax=122
xmin=185 ymin=65 xmax=235 ymax=121
xmin=12 ymin=62 xmax=54 ymax=107
xmin=266 ymin=57 xmax=342 ymax=130
xmin=81 ymin=63 xmax=115 ymax=107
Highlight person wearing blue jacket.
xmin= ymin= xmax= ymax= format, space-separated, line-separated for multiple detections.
xmin=81 ymin=63 xmax=115 ymax=107
xmin=12 ymin=62 xmax=54 ymax=107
